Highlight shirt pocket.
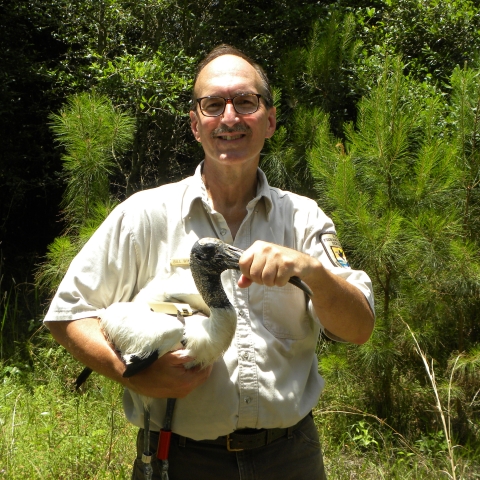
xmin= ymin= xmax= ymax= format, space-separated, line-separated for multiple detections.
xmin=262 ymin=283 xmax=311 ymax=340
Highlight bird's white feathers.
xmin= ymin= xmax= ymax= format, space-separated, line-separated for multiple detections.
xmin=183 ymin=307 xmax=237 ymax=368
xmin=98 ymin=302 xmax=184 ymax=364
xmin=99 ymin=302 xmax=237 ymax=369
xmin=133 ymin=275 xmax=211 ymax=317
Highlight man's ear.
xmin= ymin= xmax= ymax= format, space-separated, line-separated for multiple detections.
xmin=190 ymin=110 xmax=201 ymax=142
xmin=265 ymin=106 xmax=277 ymax=139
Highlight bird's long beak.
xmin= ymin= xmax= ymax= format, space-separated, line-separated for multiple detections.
xmin=221 ymin=243 xmax=313 ymax=298
xmin=219 ymin=243 xmax=244 ymax=269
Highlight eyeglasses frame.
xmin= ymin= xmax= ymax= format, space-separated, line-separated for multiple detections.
xmin=195 ymin=93 xmax=263 ymax=117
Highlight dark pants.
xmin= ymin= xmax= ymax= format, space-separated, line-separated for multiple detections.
xmin=131 ymin=414 xmax=327 ymax=480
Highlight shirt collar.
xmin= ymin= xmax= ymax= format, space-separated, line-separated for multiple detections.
xmin=250 ymin=166 xmax=273 ymax=219
xmin=182 ymin=161 xmax=273 ymax=220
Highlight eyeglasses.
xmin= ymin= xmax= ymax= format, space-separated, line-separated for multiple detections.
xmin=196 ymin=93 xmax=262 ymax=117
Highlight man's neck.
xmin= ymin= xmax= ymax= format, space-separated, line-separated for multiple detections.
xmin=201 ymin=162 xmax=258 ymax=238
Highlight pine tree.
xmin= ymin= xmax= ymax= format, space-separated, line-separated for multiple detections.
xmin=35 ymin=92 xmax=135 ymax=294
xmin=278 ymin=56 xmax=480 ymax=439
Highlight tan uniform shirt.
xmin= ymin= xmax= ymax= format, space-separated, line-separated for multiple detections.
xmin=45 ymin=163 xmax=374 ymax=440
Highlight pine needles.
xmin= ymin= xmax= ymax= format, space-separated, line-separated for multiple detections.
xmin=35 ymin=93 xmax=135 ymax=295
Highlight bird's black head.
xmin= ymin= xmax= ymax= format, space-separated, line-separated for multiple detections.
xmin=190 ymin=238 xmax=242 ymax=276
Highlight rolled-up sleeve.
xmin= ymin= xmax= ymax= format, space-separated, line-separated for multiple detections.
xmin=299 ymin=203 xmax=375 ymax=339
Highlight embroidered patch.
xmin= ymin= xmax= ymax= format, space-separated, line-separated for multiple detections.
xmin=170 ymin=258 xmax=190 ymax=266
xmin=320 ymin=233 xmax=350 ymax=268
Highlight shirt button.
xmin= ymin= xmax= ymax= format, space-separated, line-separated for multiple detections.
xmin=244 ymin=397 xmax=251 ymax=404
xmin=220 ymin=228 xmax=227 ymax=236
xmin=242 ymin=351 xmax=249 ymax=361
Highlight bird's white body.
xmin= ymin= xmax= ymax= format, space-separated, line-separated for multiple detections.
xmin=98 ymin=302 xmax=185 ymax=366
xmin=98 ymin=300 xmax=237 ymax=371
xmin=98 ymin=239 xmax=244 ymax=378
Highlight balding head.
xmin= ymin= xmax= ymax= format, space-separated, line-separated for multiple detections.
xmin=192 ymin=45 xmax=273 ymax=109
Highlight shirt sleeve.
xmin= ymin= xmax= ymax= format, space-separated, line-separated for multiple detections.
xmin=299 ymin=201 xmax=375 ymax=341
xmin=43 ymin=203 xmax=140 ymax=322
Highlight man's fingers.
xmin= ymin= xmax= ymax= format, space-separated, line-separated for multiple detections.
xmin=167 ymin=350 xmax=197 ymax=365
xmin=238 ymin=274 xmax=253 ymax=289
xmin=239 ymin=241 xmax=297 ymax=287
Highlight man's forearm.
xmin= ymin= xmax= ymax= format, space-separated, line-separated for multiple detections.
xmin=46 ymin=318 xmax=127 ymax=383
xmin=303 ymin=261 xmax=374 ymax=345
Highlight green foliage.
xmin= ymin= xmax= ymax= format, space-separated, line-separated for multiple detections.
xmin=263 ymin=12 xmax=364 ymax=195
xmin=49 ymin=91 xmax=135 ymax=226
xmin=92 ymin=49 xmax=198 ymax=193
xmin=262 ymin=107 xmax=329 ymax=195
xmin=449 ymin=66 xmax=480 ymax=239
xmin=94 ymin=51 xmax=194 ymax=115
xmin=380 ymin=0 xmax=480 ymax=81
xmin=347 ymin=420 xmax=379 ymax=449
xmin=279 ymin=11 xmax=363 ymax=135
xmin=35 ymin=237 xmax=77 ymax=295
xmin=291 ymin=55 xmax=480 ymax=442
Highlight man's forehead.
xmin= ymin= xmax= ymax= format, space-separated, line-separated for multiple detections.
xmin=195 ymin=55 xmax=261 ymax=95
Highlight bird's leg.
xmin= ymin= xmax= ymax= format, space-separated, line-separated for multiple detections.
xmin=142 ymin=406 xmax=153 ymax=480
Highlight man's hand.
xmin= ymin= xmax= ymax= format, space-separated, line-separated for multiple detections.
xmin=237 ymin=240 xmax=374 ymax=345
xmin=125 ymin=350 xmax=212 ymax=399
xmin=238 ymin=241 xmax=316 ymax=289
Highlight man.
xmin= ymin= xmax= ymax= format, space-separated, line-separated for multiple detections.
xmin=45 ymin=44 xmax=374 ymax=479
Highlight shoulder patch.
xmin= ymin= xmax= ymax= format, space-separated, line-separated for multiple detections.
xmin=320 ymin=233 xmax=350 ymax=268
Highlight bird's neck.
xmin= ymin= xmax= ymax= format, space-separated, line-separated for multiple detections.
xmin=193 ymin=272 xmax=232 ymax=310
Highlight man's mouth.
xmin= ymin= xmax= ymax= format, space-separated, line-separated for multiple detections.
xmin=218 ymin=134 xmax=244 ymax=141
xmin=212 ymin=126 xmax=249 ymax=141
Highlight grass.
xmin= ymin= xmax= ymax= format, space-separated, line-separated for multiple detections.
xmin=0 ymin=335 xmax=136 ymax=479
xmin=0 ymin=330 xmax=478 ymax=479
xmin=315 ymin=409 xmax=479 ymax=479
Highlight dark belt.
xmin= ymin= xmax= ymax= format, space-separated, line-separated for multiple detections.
xmin=179 ymin=411 xmax=312 ymax=452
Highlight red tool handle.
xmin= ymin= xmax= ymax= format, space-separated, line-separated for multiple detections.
xmin=157 ymin=429 xmax=172 ymax=460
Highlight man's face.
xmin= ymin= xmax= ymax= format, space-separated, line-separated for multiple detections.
xmin=190 ymin=55 xmax=276 ymax=170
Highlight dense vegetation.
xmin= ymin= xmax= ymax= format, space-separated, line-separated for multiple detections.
xmin=1 ymin=1 xmax=480 ymax=477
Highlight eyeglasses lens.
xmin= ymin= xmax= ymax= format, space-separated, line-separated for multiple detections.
xmin=200 ymin=94 xmax=259 ymax=116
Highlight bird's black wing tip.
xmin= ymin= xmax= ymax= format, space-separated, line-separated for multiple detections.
xmin=122 ymin=351 xmax=160 ymax=378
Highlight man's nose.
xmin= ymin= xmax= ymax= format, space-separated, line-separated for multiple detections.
xmin=221 ymin=99 xmax=239 ymax=124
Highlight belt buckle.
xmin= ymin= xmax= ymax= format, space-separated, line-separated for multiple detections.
xmin=226 ymin=434 xmax=244 ymax=452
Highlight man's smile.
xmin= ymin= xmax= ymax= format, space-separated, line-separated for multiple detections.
xmin=217 ymin=133 xmax=245 ymax=141
xmin=212 ymin=125 xmax=250 ymax=142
